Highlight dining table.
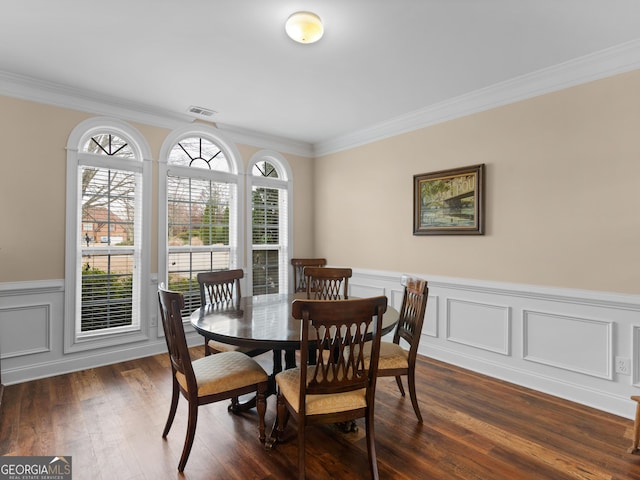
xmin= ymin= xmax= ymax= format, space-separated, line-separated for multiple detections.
xmin=190 ymin=292 xmax=399 ymax=400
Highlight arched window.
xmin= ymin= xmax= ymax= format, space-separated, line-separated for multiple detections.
xmin=159 ymin=126 xmax=242 ymax=314
xmin=247 ymin=151 xmax=292 ymax=295
xmin=65 ymin=118 xmax=152 ymax=352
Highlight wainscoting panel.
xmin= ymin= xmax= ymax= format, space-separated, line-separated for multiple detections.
xmin=523 ymin=310 xmax=612 ymax=379
xmin=0 ymin=279 xmax=195 ymax=386
xmin=0 ymin=304 xmax=51 ymax=357
xmin=388 ymin=286 xmax=404 ymax=312
xmin=348 ymin=269 xmax=640 ymax=419
xmin=2 ymin=272 xmax=640 ymax=420
xmin=446 ymin=298 xmax=511 ymax=355
xmin=423 ymin=294 xmax=438 ymax=338
xmin=349 ymin=282 xmax=386 ymax=299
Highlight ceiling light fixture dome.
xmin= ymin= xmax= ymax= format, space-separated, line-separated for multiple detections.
xmin=285 ymin=11 xmax=324 ymax=44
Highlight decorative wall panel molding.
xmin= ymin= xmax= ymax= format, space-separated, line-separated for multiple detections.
xmin=523 ymin=310 xmax=612 ymax=379
xmin=446 ymin=298 xmax=511 ymax=355
xmin=350 ymin=269 xmax=640 ymax=419
xmin=423 ymin=295 xmax=438 ymax=338
xmin=0 ymin=304 xmax=51 ymax=358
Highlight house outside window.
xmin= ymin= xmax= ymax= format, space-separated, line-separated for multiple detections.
xmin=65 ymin=118 xmax=152 ymax=352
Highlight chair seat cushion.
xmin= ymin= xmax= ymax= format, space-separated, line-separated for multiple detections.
xmin=276 ymin=367 xmax=366 ymax=415
xmin=176 ymin=351 xmax=267 ymax=397
xmin=363 ymin=341 xmax=408 ymax=370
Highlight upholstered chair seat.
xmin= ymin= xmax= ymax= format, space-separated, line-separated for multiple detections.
xmin=276 ymin=367 xmax=367 ymax=415
xmin=363 ymin=341 xmax=408 ymax=370
xmin=175 ymin=351 xmax=268 ymax=397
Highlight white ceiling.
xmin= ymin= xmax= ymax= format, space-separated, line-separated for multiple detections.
xmin=1 ymin=0 xmax=640 ymax=153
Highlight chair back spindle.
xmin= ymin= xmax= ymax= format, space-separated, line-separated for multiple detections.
xmin=304 ymin=266 xmax=352 ymax=300
xmin=198 ymin=269 xmax=243 ymax=306
xmin=291 ymin=258 xmax=327 ymax=293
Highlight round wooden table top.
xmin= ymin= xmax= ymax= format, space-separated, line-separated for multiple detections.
xmin=190 ymin=293 xmax=399 ymax=351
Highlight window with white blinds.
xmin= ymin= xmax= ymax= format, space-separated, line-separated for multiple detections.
xmin=164 ymin=134 xmax=238 ymax=314
xmin=250 ymin=158 xmax=290 ymax=295
xmin=65 ymin=122 xmax=150 ymax=350
xmin=80 ymin=165 xmax=139 ymax=332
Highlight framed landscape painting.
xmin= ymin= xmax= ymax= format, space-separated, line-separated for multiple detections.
xmin=413 ymin=163 xmax=485 ymax=235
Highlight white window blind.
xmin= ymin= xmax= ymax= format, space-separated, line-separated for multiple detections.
xmin=75 ymin=133 xmax=143 ymax=336
xmin=251 ymin=160 xmax=289 ymax=295
xmin=164 ymin=135 xmax=238 ymax=314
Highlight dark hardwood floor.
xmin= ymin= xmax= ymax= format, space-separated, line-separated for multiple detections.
xmin=1 ymin=348 xmax=639 ymax=479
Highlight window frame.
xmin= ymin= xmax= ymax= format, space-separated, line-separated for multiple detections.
xmin=158 ymin=125 xmax=245 ymax=324
xmin=246 ymin=150 xmax=293 ymax=296
xmin=64 ymin=117 xmax=152 ymax=353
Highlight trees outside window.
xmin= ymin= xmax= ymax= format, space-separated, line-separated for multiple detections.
xmin=65 ymin=118 xmax=151 ymax=352
xmin=159 ymin=126 xmax=241 ymax=314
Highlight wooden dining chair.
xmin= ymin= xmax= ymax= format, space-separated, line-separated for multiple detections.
xmin=291 ymin=258 xmax=327 ymax=293
xmin=362 ymin=277 xmax=429 ymax=422
xmin=197 ymin=269 xmax=268 ymax=358
xmin=273 ymin=296 xmax=388 ymax=480
xmin=301 ymin=266 xmax=352 ymax=366
xmin=303 ymin=266 xmax=351 ymax=299
xmin=158 ymin=286 xmax=268 ymax=472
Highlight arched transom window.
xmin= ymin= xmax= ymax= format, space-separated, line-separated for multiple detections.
xmin=160 ymin=131 xmax=241 ymax=313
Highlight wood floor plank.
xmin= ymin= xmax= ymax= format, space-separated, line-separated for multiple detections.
xmin=1 ymin=351 xmax=639 ymax=480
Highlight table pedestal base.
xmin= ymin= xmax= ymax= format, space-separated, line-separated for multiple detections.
xmin=228 ymin=348 xmax=297 ymax=414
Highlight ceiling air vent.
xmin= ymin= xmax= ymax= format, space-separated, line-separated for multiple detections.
xmin=187 ymin=105 xmax=216 ymax=118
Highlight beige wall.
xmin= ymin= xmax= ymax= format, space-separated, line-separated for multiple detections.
xmin=314 ymin=71 xmax=640 ymax=294
xmin=0 ymin=97 xmax=91 ymax=282
xmin=2 ymin=71 xmax=638 ymax=292
xmin=0 ymin=96 xmax=315 ymax=282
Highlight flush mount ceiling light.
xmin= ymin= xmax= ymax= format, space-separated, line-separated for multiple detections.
xmin=285 ymin=11 xmax=324 ymax=44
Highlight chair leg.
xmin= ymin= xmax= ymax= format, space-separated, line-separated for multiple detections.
xmin=256 ymin=383 xmax=267 ymax=444
xmin=365 ymin=409 xmax=380 ymax=480
xmin=178 ymin=401 xmax=199 ymax=472
xmin=407 ymin=370 xmax=423 ymax=423
xmin=395 ymin=375 xmax=406 ymax=396
xmin=275 ymin=394 xmax=289 ymax=439
xmin=204 ymin=339 xmax=211 ymax=356
xmin=629 ymin=396 xmax=640 ymax=454
xmin=162 ymin=378 xmax=180 ymax=438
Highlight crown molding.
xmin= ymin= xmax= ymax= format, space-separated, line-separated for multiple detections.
xmin=313 ymin=39 xmax=640 ymax=157
xmin=0 ymin=70 xmax=313 ymax=157
xmin=216 ymin=123 xmax=313 ymax=158
xmin=2 ymin=39 xmax=639 ymax=160
xmin=0 ymin=70 xmax=195 ymax=129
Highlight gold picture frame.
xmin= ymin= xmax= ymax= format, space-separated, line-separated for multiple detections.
xmin=413 ymin=164 xmax=485 ymax=235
